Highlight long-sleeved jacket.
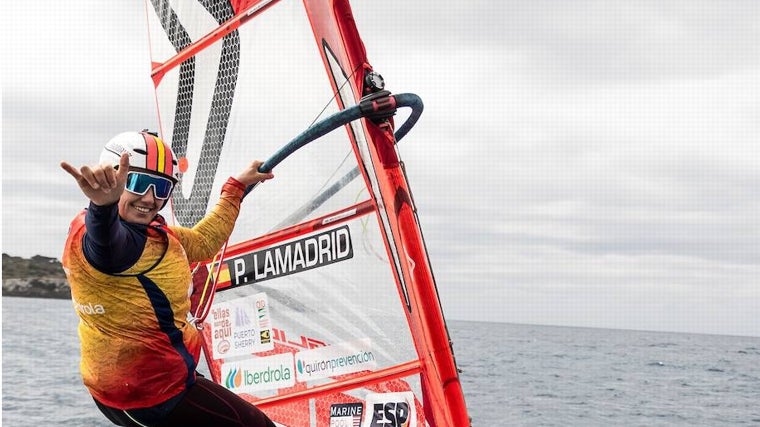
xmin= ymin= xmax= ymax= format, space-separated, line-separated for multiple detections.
xmin=62 ymin=178 xmax=246 ymax=409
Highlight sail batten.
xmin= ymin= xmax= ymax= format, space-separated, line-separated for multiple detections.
xmin=254 ymin=360 xmax=423 ymax=408
xmin=150 ymin=0 xmax=281 ymax=83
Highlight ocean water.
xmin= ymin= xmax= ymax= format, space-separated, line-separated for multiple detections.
xmin=3 ymin=297 xmax=759 ymax=426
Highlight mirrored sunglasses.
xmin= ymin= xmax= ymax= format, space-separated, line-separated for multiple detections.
xmin=125 ymin=171 xmax=174 ymax=200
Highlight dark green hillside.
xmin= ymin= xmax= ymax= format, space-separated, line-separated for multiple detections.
xmin=2 ymin=254 xmax=66 ymax=278
xmin=2 ymin=254 xmax=70 ymax=299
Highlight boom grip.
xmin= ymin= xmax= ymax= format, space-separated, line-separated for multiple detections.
xmin=246 ymin=92 xmax=423 ymax=196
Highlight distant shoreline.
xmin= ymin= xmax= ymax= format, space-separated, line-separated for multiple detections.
xmin=2 ymin=279 xmax=71 ymax=299
xmin=2 ymin=253 xmax=70 ymax=299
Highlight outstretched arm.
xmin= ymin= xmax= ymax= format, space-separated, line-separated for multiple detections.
xmin=62 ymin=153 xmax=143 ymax=273
xmin=172 ymin=160 xmax=274 ymax=262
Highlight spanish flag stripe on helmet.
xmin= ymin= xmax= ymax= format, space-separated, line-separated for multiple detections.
xmin=143 ymin=133 xmax=173 ymax=176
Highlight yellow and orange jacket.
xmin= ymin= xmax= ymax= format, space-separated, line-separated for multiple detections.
xmin=62 ymin=178 xmax=246 ymax=409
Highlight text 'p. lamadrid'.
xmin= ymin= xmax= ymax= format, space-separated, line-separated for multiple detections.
xmin=225 ymin=225 xmax=353 ymax=287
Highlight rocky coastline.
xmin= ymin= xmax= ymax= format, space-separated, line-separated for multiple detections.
xmin=2 ymin=254 xmax=71 ymax=299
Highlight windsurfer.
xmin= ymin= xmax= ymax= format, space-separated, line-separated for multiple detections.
xmin=61 ymin=130 xmax=276 ymax=427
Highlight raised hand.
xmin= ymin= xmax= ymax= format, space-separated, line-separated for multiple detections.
xmin=235 ymin=160 xmax=275 ymax=188
xmin=61 ymin=153 xmax=130 ymax=206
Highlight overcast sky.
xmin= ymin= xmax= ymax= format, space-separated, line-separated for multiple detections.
xmin=3 ymin=1 xmax=759 ymax=337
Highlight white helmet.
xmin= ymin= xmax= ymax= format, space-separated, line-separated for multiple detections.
xmin=99 ymin=130 xmax=180 ymax=182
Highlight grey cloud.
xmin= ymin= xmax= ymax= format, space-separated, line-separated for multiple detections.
xmin=359 ymin=1 xmax=760 ymax=84
xmin=3 ymin=0 xmax=759 ymax=336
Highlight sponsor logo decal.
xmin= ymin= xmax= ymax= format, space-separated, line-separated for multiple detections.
xmin=330 ymin=402 xmax=363 ymax=427
xmin=226 ymin=225 xmax=353 ymax=287
xmin=221 ymin=353 xmax=295 ymax=393
xmin=295 ymin=338 xmax=377 ymax=382
xmin=72 ymin=298 xmax=106 ymax=315
xmin=363 ymin=392 xmax=416 ymax=427
xmin=209 ymin=293 xmax=273 ymax=359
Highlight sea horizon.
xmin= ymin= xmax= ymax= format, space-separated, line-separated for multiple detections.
xmin=3 ymin=294 xmax=758 ymax=339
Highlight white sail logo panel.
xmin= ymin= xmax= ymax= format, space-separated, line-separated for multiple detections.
xmin=208 ymin=292 xmax=274 ymax=358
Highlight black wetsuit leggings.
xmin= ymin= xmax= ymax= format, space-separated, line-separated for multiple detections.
xmin=94 ymin=377 xmax=276 ymax=427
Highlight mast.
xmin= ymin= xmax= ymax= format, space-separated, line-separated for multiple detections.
xmin=302 ymin=1 xmax=471 ymax=424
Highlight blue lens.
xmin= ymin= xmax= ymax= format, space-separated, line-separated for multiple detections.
xmin=125 ymin=172 xmax=174 ymax=199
